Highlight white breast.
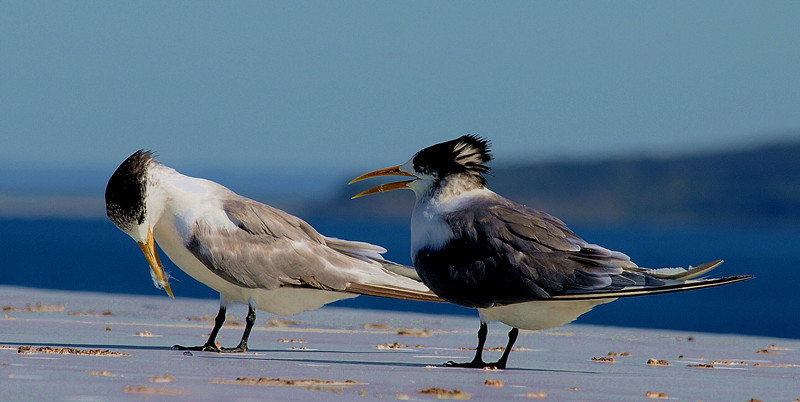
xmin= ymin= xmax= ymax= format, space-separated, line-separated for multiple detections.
xmin=410 ymin=187 xmax=496 ymax=257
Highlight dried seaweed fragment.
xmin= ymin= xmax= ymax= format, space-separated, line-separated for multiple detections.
xmin=526 ymin=391 xmax=548 ymax=399
xmin=210 ymin=376 xmax=366 ymax=391
xmin=687 ymin=363 xmax=715 ymax=369
xmin=710 ymin=360 xmax=748 ymax=366
xmin=149 ymin=374 xmax=177 ymax=383
xmin=416 ymin=387 xmax=471 ymax=400
xmin=396 ymin=328 xmax=431 ymax=337
xmin=364 ymin=323 xmax=393 ymax=330
xmin=591 ymin=356 xmax=616 ymax=363
xmin=17 ymin=346 xmax=132 ymax=357
xmin=377 ymin=342 xmax=411 ymax=350
xmin=25 ymin=303 xmax=65 ymax=312
xmin=483 ymin=379 xmax=503 ymax=387
xmin=278 ymin=338 xmax=308 ymax=343
xmin=122 ymin=385 xmax=190 ymax=395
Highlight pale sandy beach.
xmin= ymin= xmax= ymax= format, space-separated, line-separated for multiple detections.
xmin=1 ymin=285 xmax=798 ymax=401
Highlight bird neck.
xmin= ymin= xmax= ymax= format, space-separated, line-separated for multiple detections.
xmin=416 ymin=173 xmax=488 ymax=207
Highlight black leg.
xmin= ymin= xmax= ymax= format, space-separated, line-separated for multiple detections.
xmin=445 ymin=322 xmax=490 ymax=368
xmin=219 ymin=305 xmax=256 ymax=353
xmin=491 ymin=327 xmax=519 ymax=369
xmin=173 ymin=305 xmax=227 ymax=352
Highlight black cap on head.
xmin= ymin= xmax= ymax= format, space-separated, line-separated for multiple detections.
xmin=412 ymin=134 xmax=492 ymax=184
xmin=105 ymin=150 xmax=155 ymax=230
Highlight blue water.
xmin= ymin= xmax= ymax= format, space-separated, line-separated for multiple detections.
xmin=1 ymin=217 xmax=796 ymax=339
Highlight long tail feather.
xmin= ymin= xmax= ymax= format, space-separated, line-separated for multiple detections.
xmin=553 ymin=275 xmax=752 ymax=300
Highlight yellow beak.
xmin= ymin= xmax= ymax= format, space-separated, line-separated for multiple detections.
xmin=137 ymin=227 xmax=174 ymax=299
xmin=349 ymin=165 xmax=418 ymax=199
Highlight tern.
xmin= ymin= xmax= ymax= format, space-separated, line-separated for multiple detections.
xmin=350 ymin=135 xmax=752 ymax=369
xmin=106 ymin=150 xmax=440 ymax=353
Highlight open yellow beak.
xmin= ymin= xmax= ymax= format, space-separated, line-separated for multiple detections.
xmin=137 ymin=227 xmax=174 ymax=299
xmin=349 ymin=165 xmax=418 ymax=199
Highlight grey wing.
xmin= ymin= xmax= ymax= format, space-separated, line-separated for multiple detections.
xmin=185 ymin=199 xmax=355 ymax=291
xmin=486 ymin=202 xmax=642 ymax=292
xmin=188 ymin=198 xmax=442 ymax=302
xmin=435 ymin=198 xmax=667 ymax=306
xmin=461 ymin=199 xmax=726 ymax=299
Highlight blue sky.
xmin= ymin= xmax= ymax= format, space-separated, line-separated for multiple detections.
xmin=3 ymin=1 xmax=799 ymax=177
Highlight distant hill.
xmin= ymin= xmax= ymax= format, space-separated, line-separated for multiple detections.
xmin=2 ymin=140 xmax=798 ymax=224
xmin=331 ymin=141 xmax=800 ymax=225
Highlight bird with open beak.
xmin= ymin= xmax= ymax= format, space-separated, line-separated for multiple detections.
xmin=106 ymin=150 xmax=439 ymax=353
xmin=351 ymin=134 xmax=751 ymax=369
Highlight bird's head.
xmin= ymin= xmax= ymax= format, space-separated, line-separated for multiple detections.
xmin=105 ymin=150 xmax=174 ymax=299
xmin=350 ymin=135 xmax=492 ymax=200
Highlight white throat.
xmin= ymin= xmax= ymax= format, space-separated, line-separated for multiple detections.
xmin=410 ymin=182 xmax=495 ymax=258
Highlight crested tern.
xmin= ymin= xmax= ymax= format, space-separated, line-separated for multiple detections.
xmin=351 ymin=135 xmax=752 ymax=369
xmin=106 ymin=150 xmax=440 ymax=353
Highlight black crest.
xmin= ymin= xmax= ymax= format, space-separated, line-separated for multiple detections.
xmin=105 ymin=150 xmax=155 ymax=230
xmin=412 ymin=134 xmax=492 ymax=184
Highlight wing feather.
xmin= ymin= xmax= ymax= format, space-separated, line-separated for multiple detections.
xmin=419 ymin=195 xmax=740 ymax=307
xmin=186 ymin=196 xmax=439 ymax=301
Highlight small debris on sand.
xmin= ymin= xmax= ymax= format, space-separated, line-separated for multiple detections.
xmin=25 ymin=303 xmax=65 ymax=313
xmin=483 ymin=379 xmax=503 ymax=387
xmin=105 ymin=327 xmax=112 ymax=332
xmin=225 ymin=316 xmax=245 ymax=327
xmin=568 ymin=387 xmax=580 ymax=391
xmin=4 ymin=304 xmax=65 ymax=313
xmin=149 ymin=373 xmax=177 ymax=383
xmin=752 ymin=363 xmax=800 ymax=368
xmin=377 ymin=342 xmax=411 ymax=350
xmin=710 ymin=360 xmax=748 ymax=366
xmin=364 ymin=323 xmax=393 ymax=330
xmin=69 ymin=311 xmax=99 ymax=317
xmin=135 ymin=330 xmax=154 ymax=337
xmin=457 ymin=346 xmax=530 ymax=352
xmin=526 ymin=391 xmax=547 ymax=399
xmin=396 ymin=328 xmax=431 ymax=337
xmin=278 ymin=338 xmax=308 ymax=343
xmin=647 ymin=358 xmax=670 ymax=366
xmin=210 ymin=377 xmax=367 ymax=391
xmin=416 ymin=387 xmax=471 ymax=400
xmin=186 ymin=315 xmax=215 ymax=322
xmin=591 ymin=356 xmax=616 ymax=363
xmin=769 ymin=344 xmax=789 ymax=350
xmin=266 ymin=318 xmax=299 ymax=327
xmin=756 ymin=349 xmax=779 ymax=355
xmin=89 ymin=370 xmax=116 ymax=377
xmin=687 ymin=363 xmax=715 ymax=369
xmin=645 ymin=391 xmax=669 ymax=399
xmin=123 ymin=385 xmax=191 ymax=396
xmin=102 ymin=310 xmax=113 ymax=316
xmin=17 ymin=346 xmax=132 ymax=357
